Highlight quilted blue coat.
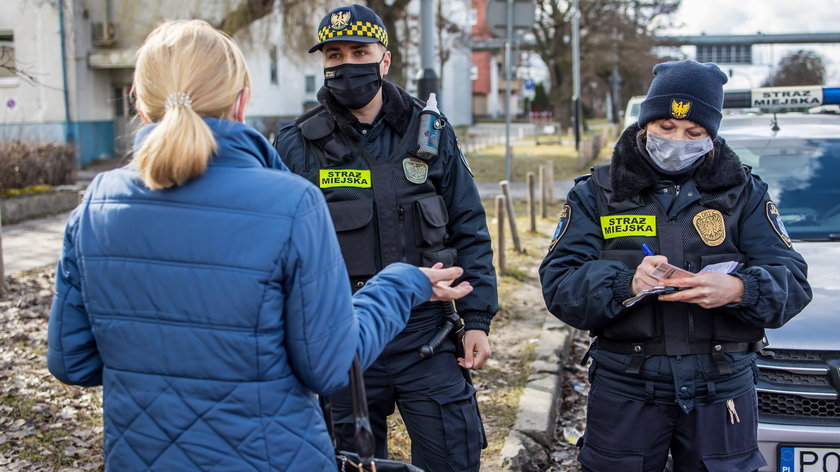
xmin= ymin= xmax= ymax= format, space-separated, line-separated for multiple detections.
xmin=47 ymin=119 xmax=431 ymax=471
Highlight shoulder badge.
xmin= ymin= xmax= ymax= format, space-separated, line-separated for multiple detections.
xmin=548 ymin=204 xmax=572 ymax=252
xmin=331 ymin=11 xmax=351 ymax=30
xmin=766 ymin=201 xmax=792 ymax=248
xmin=671 ymin=99 xmax=691 ymax=119
xmin=455 ymin=138 xmax=473 ymax=176
xmin=403 ymin=157 xmax=428 ymax=184
xmin=693 ymin=209 xmax=725 ymax=246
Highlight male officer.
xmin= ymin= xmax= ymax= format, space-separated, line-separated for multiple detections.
xmin=273 ymin=4 xmax=498 ymax=471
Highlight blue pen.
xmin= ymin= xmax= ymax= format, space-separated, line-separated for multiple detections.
xmin=641 ymin=243 xmax=655 ymax=256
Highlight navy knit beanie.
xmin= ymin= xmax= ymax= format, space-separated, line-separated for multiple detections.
xmin=638 ymin=60 xmax=729 ymax=137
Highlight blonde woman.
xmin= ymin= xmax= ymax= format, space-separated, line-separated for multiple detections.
xmin=47 ymin=19 xmax=471 ymax=471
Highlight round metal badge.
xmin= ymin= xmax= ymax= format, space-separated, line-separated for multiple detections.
xmin=692 ymin=209 xmax=726 ymax=246
xmin=403 ymin=157 xmax=429 ymax=184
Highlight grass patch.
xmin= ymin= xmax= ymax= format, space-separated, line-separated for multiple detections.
xmin=467 ymin=142 xmax=579 ymax=184
xmin=0 ymin=184 xmax=54 ymax=198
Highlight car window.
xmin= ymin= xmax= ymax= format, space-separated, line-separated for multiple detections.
xmin=727 ymin=137 xmax=840 ymax=239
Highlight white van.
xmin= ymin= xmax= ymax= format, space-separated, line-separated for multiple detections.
xmin=623 ymin=95 xmax=646 ymax=129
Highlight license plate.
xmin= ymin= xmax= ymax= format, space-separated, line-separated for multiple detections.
xmin=778 ymin=444 xmax=840 ymax=472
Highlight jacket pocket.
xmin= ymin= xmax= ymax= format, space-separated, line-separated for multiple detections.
xmin=578 ymin=442 xmax=645 ymax=472
xmin=598 ymin=249 xmax=645 ymax=270
xmin=429 ymin=384 xmax=484 ymax=471
xmin=697 ymin=253 xmax=744 ymax=270
xmin=327 ymin=199 xmax=377 ymax=278
xmin=701 ymin=447 xmax=766 ymax=472
xmin=414 ymin=195 xmax=449 ymax=248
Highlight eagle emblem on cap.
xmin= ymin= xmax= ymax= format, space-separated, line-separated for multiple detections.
xmin=331 ymin=11 xmax=351 ymax=30
xmin=671 ymin=99 xmax=691 ymax=119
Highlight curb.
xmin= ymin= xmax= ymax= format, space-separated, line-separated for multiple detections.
xmin=0 ymin=185 xmax=84 ymax=225
xmin=500 ymin=313 xmax=574 ymax=471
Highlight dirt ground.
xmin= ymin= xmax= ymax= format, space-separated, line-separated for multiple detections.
xmin=0 ymin=205 xmax=582 ymax=471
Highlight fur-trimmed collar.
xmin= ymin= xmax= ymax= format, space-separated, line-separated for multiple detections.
xmin=316 ymin=80 xmax=416 ymax=140
xmin=609 ymin=123 xmax=747 ymax=202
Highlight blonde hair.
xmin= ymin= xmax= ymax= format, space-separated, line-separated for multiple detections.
xmin=132 ymin=20 xmax=251 ymax=190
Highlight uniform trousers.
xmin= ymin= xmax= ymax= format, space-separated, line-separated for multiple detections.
xmin=579 ymin=387 xmax=767 ymax=472
xmin=330 ymin=321 xmax=485 ymax=472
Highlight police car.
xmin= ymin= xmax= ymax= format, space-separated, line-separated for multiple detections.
xmin=718 ymin=85 xmax=840 ymax=472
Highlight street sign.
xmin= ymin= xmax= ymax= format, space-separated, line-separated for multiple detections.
xmin=486 ymin=0 xmax=536 ymax=39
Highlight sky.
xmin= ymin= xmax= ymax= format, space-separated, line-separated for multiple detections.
xmin=664 ymin=0 xmax=840 ymax=88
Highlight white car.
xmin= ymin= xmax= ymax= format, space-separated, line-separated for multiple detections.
xmin=623 ymin=95 xmax=645 ymax=129
xmin=719 ymin=110 xmax=840 ymax=472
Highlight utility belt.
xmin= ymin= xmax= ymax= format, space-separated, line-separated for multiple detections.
xmin=591 ymin=336 xmax=767 ymax=375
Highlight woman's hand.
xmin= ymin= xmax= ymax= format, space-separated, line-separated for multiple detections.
xmin=418 ymin=263 xmax=473 ymax=301
xmin=658 ymin=272 xmax=744 ymax=309
xmin=631 ymin=255 xmax=670 ymax=295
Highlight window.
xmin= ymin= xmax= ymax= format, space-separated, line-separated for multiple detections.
xmin=0 ymin=32 xmax=16 ymax=86
xmin=696 ymin=44 xmax=752 ymax=65
xmin=269 ymin=46 xmax=278 ymax=85
xmin=305 ymin=74 xmax=315 ymax=94
xmin=112 ymin=85 xmax=136 ymax=118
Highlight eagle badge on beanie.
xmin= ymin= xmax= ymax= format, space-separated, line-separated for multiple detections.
xmin=671 ymin=100 xmax=690 ymax=119
xmin=638 ymin=60 xmax=728 ymax=137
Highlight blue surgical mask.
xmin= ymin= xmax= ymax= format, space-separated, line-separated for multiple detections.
xmin=645 ymin=132 xmax=713 ymax=173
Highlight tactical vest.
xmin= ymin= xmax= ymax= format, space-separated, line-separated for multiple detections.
xmin=589 ymin=164 xmax=765 ymax=360
xmin=294 ymin=103 xmax=455 ymax=291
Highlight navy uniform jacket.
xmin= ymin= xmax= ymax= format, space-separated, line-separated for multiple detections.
xmin=274 ymin=82 xmax=499 ymax=333
xmin=540 ymin=126 xmax=812 ymax=411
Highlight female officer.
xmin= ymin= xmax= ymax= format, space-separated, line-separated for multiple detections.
xmin=540 ymin=60 xmax=812 ymax=472
xmin=46 ymin=19 xmax=471 ymax=471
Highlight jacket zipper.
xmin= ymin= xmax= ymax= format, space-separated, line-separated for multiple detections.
xmin=398 ymin=205 xmax=407 ymax=262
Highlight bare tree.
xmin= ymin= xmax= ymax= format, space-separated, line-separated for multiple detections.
xmin=532 ymin=0 xmax=680 ymax=125
xmin=366 ymin=0 xmax=412 ymax=87
xmin=763 ymin=49 xmax=826 ymax=87
xmin=265 ymin=0 xmax=414 ymax=88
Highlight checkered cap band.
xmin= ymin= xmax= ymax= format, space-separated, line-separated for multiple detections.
xmin=317 ymin=21 xmax=388 ymax=47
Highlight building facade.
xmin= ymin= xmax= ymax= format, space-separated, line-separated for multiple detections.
xmin=0 ymin=0 xmax=474 ymax=166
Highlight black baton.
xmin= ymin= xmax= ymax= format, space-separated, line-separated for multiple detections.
xmin=419 ymin=302 xmax=463 ymax=359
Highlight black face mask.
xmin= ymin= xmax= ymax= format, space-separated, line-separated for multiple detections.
xmin=323 ymin=60 xmax=382 ymax=110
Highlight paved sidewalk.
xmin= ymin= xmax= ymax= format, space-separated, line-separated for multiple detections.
xmin=2 ymin=212 xmax=70 ymax=276
xmin=1 ymin=156 xmax=124 ymax=277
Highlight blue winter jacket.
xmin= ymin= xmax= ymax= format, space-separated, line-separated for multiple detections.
xmin=47 ymin=118 xmax=431 ymax=471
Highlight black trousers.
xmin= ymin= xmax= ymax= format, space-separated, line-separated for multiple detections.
xmin=579 ymin=387 xmax=767 ymax=472
xmin=330 ymin=325 xmax=484 ymax=472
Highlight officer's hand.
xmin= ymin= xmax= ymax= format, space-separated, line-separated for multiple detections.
xmin=458 ymin=330 xmax=491 ymax=370
xmin=418 ymin=263 xmax=473 ymax=301
xmin=658 ymin=272 xmax=744 ymax=309
xmin=631 ymin=255 xmax=670 ymax=295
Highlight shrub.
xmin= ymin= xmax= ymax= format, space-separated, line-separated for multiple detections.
xmin=0 ymin=141 xmax=76 ymax=193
